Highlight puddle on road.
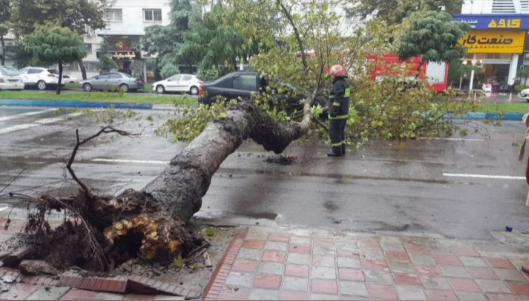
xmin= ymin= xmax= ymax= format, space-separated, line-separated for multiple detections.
xmin=323 ymin=200 xmax=339 ymax=212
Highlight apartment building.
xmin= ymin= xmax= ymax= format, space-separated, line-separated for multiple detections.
xmin=73 ymin=0 xmax=172 ymax=79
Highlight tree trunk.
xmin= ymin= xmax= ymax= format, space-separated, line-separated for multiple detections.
xmin=144 ymin=100 xmax=313 ymax=222
xmin=57 ymin=60 xmax=63 ymax=95
xmin=78 ymin=59 xmax=87 ymax=80
xmin=1 ymin=35 xmax=5 ymax=66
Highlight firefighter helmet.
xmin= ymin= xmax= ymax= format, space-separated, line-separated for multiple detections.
xmin=329 ymin=64 xmax=348 ymax=78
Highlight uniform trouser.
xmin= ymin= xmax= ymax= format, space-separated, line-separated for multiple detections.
xmin=330 ymin=118 xmax=347 ymax=154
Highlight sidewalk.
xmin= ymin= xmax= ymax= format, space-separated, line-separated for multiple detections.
xmin=205 ymin=227 xmax=529 ymax=300
xmin=3 ymin=212 xmax=529 ymax=300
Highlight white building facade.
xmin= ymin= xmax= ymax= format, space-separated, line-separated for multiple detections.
xmin=70 ymin=0 xmax=172 ymax=79
xmin=462 ymin=0 xmax=529 ymax=14
xmin=458 ymin=0 xmax=529 ymax=90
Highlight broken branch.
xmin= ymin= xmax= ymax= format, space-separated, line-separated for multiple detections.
xmin=67 ymin=127 xmax=135 ymax=197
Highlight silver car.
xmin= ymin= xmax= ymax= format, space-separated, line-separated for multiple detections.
xmin=80 ymin=72 xmax=144 ymax=92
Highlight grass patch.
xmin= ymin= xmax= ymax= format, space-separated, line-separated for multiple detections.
xmin=478 ymin=103 xmax=529 ymax=114
xmin=0 ymin=90 xmax=197 ymax=106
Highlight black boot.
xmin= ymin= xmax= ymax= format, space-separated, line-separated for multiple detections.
xmin=327 ymin=146 xmax=344 ymax=157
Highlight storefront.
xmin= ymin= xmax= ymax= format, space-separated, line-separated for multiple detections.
xmin=454 ymin=14 xmax=529 ymax=91
xmin=98 ymin=36 xmax=146 ymax=80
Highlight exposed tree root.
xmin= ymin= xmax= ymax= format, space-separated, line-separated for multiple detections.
xmin=24 ymin=191 xmax=203 ymax=271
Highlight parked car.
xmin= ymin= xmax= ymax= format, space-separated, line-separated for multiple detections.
xmin=520 ymin=88 xmax=529 ymax=102
xmin=199 ymin=71 xmax=269 ymax=104
xmin=18 ymin=67 xmax=60 ymax=90
xmin=0 ymin=66 xmax=24 ymax=90
xmin=80 ymin=72 xmax=144 ymax=92
xmin=152 ymin=74 xmax=203 ymax=95
xmin=48 ymin=70 xmax=79 ymax=84
xmin=199 ymin=71 xmax=329 ymax=115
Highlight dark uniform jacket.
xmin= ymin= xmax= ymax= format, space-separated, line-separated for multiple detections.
xmin=329 ymin=78 xmax=351 ymax=120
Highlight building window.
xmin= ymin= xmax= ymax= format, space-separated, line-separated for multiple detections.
xmin=144 ymin=9 xmax=162 ymax=23
xmin=105 ymin=9 xmax=123 ymax=23
xmin=492 ymin=0 xmax=516 ymax=14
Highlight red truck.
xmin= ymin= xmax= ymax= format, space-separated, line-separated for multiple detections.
xmin=367 ymin=54 xmax=450 ymax=93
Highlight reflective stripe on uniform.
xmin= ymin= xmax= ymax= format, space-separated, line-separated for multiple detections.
xmin=331 ymin=141 xmax=345 ymax=147
xmin=344 ymin=88 xmax=352 ymax=97
xmin=333 ymin=102 xmax=341 ymax=107
xmin=329 ymin=114 xmax=348 ymax=120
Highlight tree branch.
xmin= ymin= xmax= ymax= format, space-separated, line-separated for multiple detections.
xmin=0 ymin=169 xmax=25 ymax=195
xmin=67 ymin=127 xmax=135 ymax=198
xmin=276 ymin=0 xmax=309 ymax=77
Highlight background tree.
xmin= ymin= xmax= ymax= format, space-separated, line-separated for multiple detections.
xmin=398 ymin=10 xmax=469 ymax=63
xmin=10 ymin=0 xmax=107 ymax=79
xmin=178 ymin=2 xmax=248 ymax=80
xmin=142 ymin=0 xmax=194 ymax=79
xmin=0 ymin=0 xmax=10 ymax=66
xmin=25 ymin=24 xmax=87 ymax=95
xmin=348 ymin=0 xmax=463 ymax=25
xmin=518 ymin=67 xmax=529 ymax=87
xmin=96 ymin=36 xmax=118 ymax=73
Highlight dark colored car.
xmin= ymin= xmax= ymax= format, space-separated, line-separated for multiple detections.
xmin=199 ymin=71 xmax=265 ymax=104
xmin=199 ymin=71 xmax=328 ymax=111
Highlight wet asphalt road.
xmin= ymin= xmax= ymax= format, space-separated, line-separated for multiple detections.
xmin=1 ymin=106 xmax=529 ymax=241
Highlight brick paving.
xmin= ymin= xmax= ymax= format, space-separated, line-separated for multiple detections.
xmin=204 ymin=227 xmax=529 ymax=300
xmin=4 ymin=210 xmax=529 ymax=300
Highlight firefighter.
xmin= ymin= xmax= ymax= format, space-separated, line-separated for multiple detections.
xmin=327 ymin=64 xmax=351 ymax=157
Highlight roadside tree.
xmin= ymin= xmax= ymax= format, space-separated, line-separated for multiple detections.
xmin=142 ymin=0 xmax=194 ymax=79
xmin=0 ymin=0 xmax=10 ymax=66
xmin=96 ymin=36 xmax=119 ymax=73
xmin=398 ymin=10 xmax=469 ymax=63
xmin=24 ymin=25 xmax=87 ymax=95
xmin=10 ymin=0 xmax=107 ymax=79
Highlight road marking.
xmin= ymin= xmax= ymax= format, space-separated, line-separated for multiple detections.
xmin=92 ymin=158 xmax=169 ymax=165
xmin=0 ymin=108 xmax=58 ymax=122
xmin=443 ymin=173 xmax=525 ymax=180
xmin=0 ymin=112 xmax=82 ymax=135
xmin=419 ymin=137 xmax=486 ymax=142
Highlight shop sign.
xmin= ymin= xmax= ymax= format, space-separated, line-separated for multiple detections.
xmin=459 ymin=30 xmax=527 ymax=54
xmin=111 ymin=51 xmax=140 ymax=60
xmin=454 ymin=14 xmax=529 ymax=30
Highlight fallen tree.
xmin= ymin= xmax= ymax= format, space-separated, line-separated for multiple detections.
xmin=16 ymin=99 xmax=314 ymax=271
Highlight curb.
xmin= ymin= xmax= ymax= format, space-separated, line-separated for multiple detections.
xmin=204 ymin=229 xmax=248 ymax=300
xmin=0 ymin=99 xmax=526 ymax=120
xmin=0 ymin=266 xmax=198 ymax=298
xmin=459 ymin=112 xmax=525 ymax=121
xmin=0 ymin=99 xmax=153 ymax=110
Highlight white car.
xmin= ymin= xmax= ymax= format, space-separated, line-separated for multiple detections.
xmin=48 ymin=69 xmax=79 ymax=83
xmin=0 ymin=66 xmax=24 ymax=90
xmin=62 ymin=74 xmax=79 ymax=83
xmin=18 ymin=67 xmax=60 ymax=90
xmin=152 ymin=74 xmax=203 ymax=95
xmin=520 ymin=88 xmax=529 ymax=102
